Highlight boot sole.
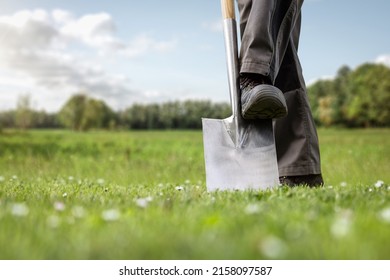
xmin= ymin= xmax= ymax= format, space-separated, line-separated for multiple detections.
xmin=241 ymin=84 xmax=288 ymax=119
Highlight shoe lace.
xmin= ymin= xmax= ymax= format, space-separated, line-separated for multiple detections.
xmin=240 ymin=76 xmax=256 ymax=90
xmin=240 ymin=74 xmax=266 ymax=90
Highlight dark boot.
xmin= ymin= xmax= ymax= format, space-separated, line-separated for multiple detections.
xmin=279 ymin=174 xmax=324 ymax=188
xmin=240 ymin=74 xmax=287 ymax=120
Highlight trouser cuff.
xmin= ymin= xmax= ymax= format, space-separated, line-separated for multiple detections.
xmin=240 ymin=60 xmax=274 ymax=82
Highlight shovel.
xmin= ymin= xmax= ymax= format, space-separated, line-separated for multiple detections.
xmin=202 ymin=0 xmax=280 ymax=191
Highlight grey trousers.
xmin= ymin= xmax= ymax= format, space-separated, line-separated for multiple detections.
xmin=237 ymin=0 xmax=321 ymax=176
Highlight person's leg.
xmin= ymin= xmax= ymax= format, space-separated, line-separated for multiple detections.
xmin=237 ymin=0 xmax=275 ymax=80
xmin=274 ymin=37 xmax=323 ymax=184
xmin=237 ymin=0 xmax=303 ymax=83
xmin=236 ymin=0 xmax=289 ymax=120
xmin=237 ymin=0 xmax=323 ymax=186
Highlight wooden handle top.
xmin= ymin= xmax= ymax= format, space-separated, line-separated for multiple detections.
xmin=221 ymin=0 xmax=235 ymax=19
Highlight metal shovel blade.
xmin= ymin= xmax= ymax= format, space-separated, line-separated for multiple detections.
xmin=202 ymin=117 xmax=279 ymax=191
xmin=202 ymin=0 xmax=279 ymax=191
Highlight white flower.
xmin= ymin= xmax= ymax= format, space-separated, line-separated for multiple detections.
xmin=54 ymin=201 xmax=66 ymax=211
xmin=11 ymin=203 xmax=29 ymax=217
xmin=12 ymin=175 xmax=18 ymax=180
xmin=68 ymin=176 xmax=74 ymax=181
xmin=340 ymin=182 xmax=347 ymax=187
xmin=135 ymin=196 xmax=153 ymax=208
xmin=175 ymin=186 xmax=184 ymax=191
xmin=72 ymin=206 xmax=86 ymax=218
xmin=375 ymin=180 xmax=384 ymax=188
xmin=0 ymin=176 xmax=5 ymax=182
xmin=378 ymin=207 xmax=390 ymax=223
xmin=97 ymin=178 xmax=105 ymax=185
xmin=102 ymin=209 xmax=120 ymax=221
xmin=62 ymin=192 xmax=68 ymax=198
xmin=244 ymin=203 xmax=260 ymax=215
xmin=331 ymin=210 xmax=353 ymax=238
xmin=259 ymin=236 xmax=287 ymax=259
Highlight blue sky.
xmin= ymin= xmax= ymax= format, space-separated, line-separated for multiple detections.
xmin=0 ymin=0 xmax=389 ymax=112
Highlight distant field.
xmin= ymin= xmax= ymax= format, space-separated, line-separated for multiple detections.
xmin=0 ymin=129 xmax=389 ymax=259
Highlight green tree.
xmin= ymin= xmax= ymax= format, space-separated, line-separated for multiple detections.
xmin=332 ymin=65 xmax=352 ymax=125
xmin=120 ymin=100 xmax=231 ymax=130
xmin=31 ymin=111 xmax=61 ymax=128
xmin=308 ymin=63 xmax=390 ymax=127
xmin=346 ymin=64 xmax=390 ymax=127
xmin=82 ymin=98 xmax=116 ymax=130
xmin=15 ymin=94 xmax=33 ymax=130
xmin=58 ymin=94 xmax=116 ymax=131
xmin=308 ymin=79 xmax=334 ymax=125
xmin=58 ymin=94 xmax=87 ymax=131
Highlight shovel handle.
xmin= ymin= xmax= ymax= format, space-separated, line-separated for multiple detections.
xmin=221 ymin=0 xmax=235 ymax=19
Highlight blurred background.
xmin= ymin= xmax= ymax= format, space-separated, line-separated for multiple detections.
xmin=0 ymin=0 xmax=389 ymax=130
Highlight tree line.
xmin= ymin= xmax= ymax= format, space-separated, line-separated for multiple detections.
xmin=0 ymin=94 xmax=231 ymax=131
xmin=1 ymin=63 xmax=389 ymax=131
xmin=307 ymin=63 xmax=390 ymax=127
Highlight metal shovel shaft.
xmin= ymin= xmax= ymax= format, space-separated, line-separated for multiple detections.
xmin=222 ymin=3 xmax=239 ymax=119
xmin=221 ymin=0 xmax=243 ymax=147
xmin=223 ymin=19 xmax=240 ymax=147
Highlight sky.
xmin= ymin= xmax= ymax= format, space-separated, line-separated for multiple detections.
xmin=0 ymin=0 xmax=389 ymax=112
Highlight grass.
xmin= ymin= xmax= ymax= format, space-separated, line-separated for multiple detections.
xmin=0 ymin=129 xmax=389 ymax=259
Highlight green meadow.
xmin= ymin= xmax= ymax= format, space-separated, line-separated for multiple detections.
xmin=0 ymin=129 xmax=389 ymax=259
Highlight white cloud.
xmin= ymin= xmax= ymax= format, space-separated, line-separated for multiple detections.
xmin=57 ymin=10 xmax=176 ymax=56
xmin=120 ymin=34 xmax=177 ymax=58
xmin=0 ymin=9 xmax=177 ymax=111
xmin=375 ymin=54 xmax=390 ymax=67
xmin=52 ymin=9 xmax=73 ymax=24
xmin=0 ymin=11 xmax=58 ymax=50
xmin=202 ymin=20 xmax=223 ymax=33
xmin=0 ymin=9 xmax=49 ymax=28
xmin=60 ymin=12 xmax=118 ymax=49
xmin=306 ymin=75 xmax=335 ymax=86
